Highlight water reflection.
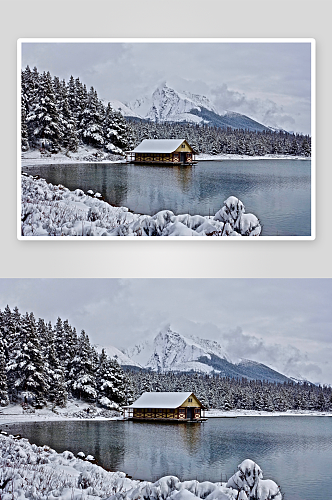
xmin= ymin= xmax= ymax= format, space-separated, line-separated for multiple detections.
xmin=23 ymin=159 xmax=311 ymax=235
xmin=3 ymin=417 xmax=332 ymax=500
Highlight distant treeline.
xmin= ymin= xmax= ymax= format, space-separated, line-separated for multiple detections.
xmin=126 ymin=369 xmax=332 ymax=412
xmin=127 ymin=120 xmax=311 ymax=157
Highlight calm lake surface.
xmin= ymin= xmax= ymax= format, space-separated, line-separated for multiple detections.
xmin=4 ymin=416 xmax=331 ymax=500
xmin=23 ymin=159 xmax=311 ymax=236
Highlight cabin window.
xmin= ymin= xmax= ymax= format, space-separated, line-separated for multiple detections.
xmin=182 ymin=144 xmax=185 ymax=148
xmin=188 ymin=398 xmax=192 ymax=402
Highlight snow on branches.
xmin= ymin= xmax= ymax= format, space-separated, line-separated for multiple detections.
xmin=226 ymin=459 xmax=282 ymax=500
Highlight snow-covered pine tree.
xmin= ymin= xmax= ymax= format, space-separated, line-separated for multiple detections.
xmin=62 ymin=320 xmax=77 ymax=366
xmin=65 ymin=326 xmax=79 ymax=395
xmin=26 ymin=71 xmax=62 ymax=152
xmin=70 ymin=329 xmax=97 ymax=402
xmin=61 ymin=91 xmax=79 ymax=153
xmin=53 ymin=317 xmax=68 ymax=368
xmin=43 ymin=322 xmax=68 ymax=407
xmin=37 ymin=317 xmax=50 ymax=356
xmin=21 ymin=83 xmax=30 ymax=151
xmin=104 ymin=103 xmax=130 ymax=154
xmin=1 ymin=306 xmax=21 ymax=397
xmin=7 ymin=312 xmax=48 ymax=407
xmin=75 ymin=78 xmax=88 ymax=141
xmin=123 ymin=371 xmax=135 ymax=405
xmin=0 ymin=330 xmax=9 ymax=406
xmin=96 ymin=349 xmax=126 ymax=408
xmin=81 ymin=87 xmax=105 ymax=148
xmin=103 ymin=103 xmax=121 ymax=154
xmin=67 ymin=75 xmax=77 ymax=118
xmin=54 ymin=78 xmax=79 ymax=153
xmin=52 ymin=76 xmax=63 ymax=109
xmin=21 ymin=66 xmax=33 ymax=105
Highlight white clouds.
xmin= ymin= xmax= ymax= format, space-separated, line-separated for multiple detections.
xmin=219 ymin=326 xmax=323 ymax=382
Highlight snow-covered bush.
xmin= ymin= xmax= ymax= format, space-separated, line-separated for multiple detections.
xmin=214 ymin=196 xmax=261 ymax=236
xmin=226 ymin=459 xmax=282 ymax=500
xmin=21 ymin=175 xmax=261 ymax=237
xmin=0 ymin=433 xmax=131 ymax=500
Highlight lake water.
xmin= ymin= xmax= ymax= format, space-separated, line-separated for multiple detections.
xmin=23 ymin=159 xmax=311 ymax=236
xmin=3 ymin=416 xmax=331 ymax=500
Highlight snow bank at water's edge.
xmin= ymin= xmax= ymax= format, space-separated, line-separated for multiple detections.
xmin=21 ymin=175 xmax=261 ymax=237
xmin=0 ymin=433 xmax=281 ymax=500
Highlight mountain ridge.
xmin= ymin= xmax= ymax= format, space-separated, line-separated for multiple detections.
xmin=117 ymin=326 xmax=293 ymax=384
xmin=107 ymin=83 xmax=277 ymax=132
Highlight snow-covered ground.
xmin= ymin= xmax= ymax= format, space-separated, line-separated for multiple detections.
xmin=206 ymin=409 xmax=332 ymax=418
xmin=21 ymin=146 xmax=126 ymax=167
xmin=1 ymin=402 xmax=330 ymax=427
xmin=21 ymin=147 xmax=309 ymax=167
xmin=0 ymin=432 xmax=281 ymax=500
xmin=0 ymin=401 xmax=122 ymax=425
xmin=197 ymin=153 xmax=310 ymax=161
xmin=21 ymin=175 xmax=261 ymax=237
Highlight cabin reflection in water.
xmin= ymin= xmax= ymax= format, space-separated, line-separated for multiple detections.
xmin=123 ymin=392 xmax=207 ymax=423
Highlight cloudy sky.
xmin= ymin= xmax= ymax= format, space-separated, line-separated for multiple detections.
xmin=0 ymin=278 xmax=330 ymax=385
xmin=21 ymin=40 xmax=312 ymax=134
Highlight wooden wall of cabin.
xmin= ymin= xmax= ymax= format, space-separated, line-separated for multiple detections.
xmin=133 ymin=408 xmax=179 ymax=419
xmin=181 ymin=395 xmax=202 ymax=408
xmin=174 ymin=142 xmax=193 ymax=153
xmin=135 ymin=153 xmax=173 ymax=162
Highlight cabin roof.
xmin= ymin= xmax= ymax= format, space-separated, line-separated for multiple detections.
xmin=125 ymin=391 xmax=195 ymax=409
xmin=132 ymin=139 xmax=188 ymax=153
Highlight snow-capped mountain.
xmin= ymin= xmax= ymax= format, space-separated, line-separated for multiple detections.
xmin=129 ymin=84 xmax=219 ymax=124
xmin=144 ymin=325 xmax=230 ymax=373
xmin=121 ymin=326 xmax=292 ymax=384
xmin=107 ymin=83 xmax=272 ymax=132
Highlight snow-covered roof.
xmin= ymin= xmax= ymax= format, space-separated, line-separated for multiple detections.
xmin=125 ymin=391 xmax=195 ymax=409
xmin=132 ymin=139 xmax=188 ymax=153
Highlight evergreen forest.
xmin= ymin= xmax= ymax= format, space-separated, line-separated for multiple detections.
xmin=0 ymin=306 xmax=129 ymax=409
xmin=21 ymin=66 xmax=131 ymax=154
xmin=1 ymin=306 xmax=330 ymax=413
xmin=127 ymin=369 xmax=332 ymax=413
xmin=21 ymin=66 xmax=311 ymax=158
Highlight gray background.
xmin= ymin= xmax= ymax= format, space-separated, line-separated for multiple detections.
xmin=1 ymin=0 xmax=330 ymax=278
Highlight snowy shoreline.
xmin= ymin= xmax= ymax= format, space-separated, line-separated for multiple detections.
xmin=21 ymin=175 xmax=261 ymax=237
xmin=1 ymin=403 xmax=331 ymax=426
xmin=0 ymin=432 xmax=281 ymax=500
xmin=21 ymin=147 xmax=310 ymax=167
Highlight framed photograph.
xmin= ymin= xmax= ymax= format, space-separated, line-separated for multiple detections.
xmin=18 ymin=38 xmax=315 ymax=239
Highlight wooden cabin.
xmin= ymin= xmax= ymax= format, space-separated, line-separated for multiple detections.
xmin=123 ymin=391 xmax=207 ymax=423
xmin=126 ymin=139 xmax=197 ymax=165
